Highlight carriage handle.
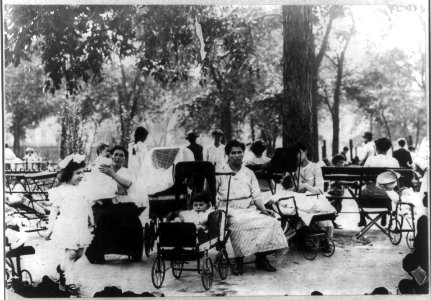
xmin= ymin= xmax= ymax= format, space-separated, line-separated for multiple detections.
xmin=215 ymin=172 xmax=235 ymax=237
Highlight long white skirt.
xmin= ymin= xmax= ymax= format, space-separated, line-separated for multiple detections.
xmin=227 ymin=208 xmax=288 ymax=257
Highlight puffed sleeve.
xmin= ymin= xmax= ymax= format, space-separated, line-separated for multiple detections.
xmin=313 ymin=164 xmax=325 ymax=194
xmin=249 ymin=170 xmax=262 ymax=203
xmin=48 ymin=187 xmax=61 ymax=208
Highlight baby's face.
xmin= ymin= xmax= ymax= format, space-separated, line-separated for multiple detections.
xmin=100 ymin=148 xmax=111 ymax=158
xmin=193 ymin=201 xmax=209 ymax=212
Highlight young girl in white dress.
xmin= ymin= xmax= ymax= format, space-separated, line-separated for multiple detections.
xmin=45 ymin=154 xmax=94 ymax=295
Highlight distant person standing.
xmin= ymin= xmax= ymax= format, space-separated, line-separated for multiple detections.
xmin=360 ymin=132 xmax=376 ymax=165
xmin=128 ymin=126 xmax=149 ymax=180
xmin=4 ymin=144 xmax=18 ymax=169
xmin=186 ymin=131 xmax=203 ymax=161
xmin=204 ymin=129 xmax=225 ymax=167
xmin=393 ymin=138 xmax=413 ymax=168
xmin=23 ymin=147 xmax=39 ymax=162
xmin=339 ymin=146 xmax=349 ymax=161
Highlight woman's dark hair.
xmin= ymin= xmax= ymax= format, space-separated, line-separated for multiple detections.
xmin=332 ymin=154 xmax=346 ymax=165
xmin=134 ymin=127 xmax=149 ymax=144
xmin=293 ymin=141 xmax=312 ymax=160
xmin=225 ymin=140 xmax=245 ymax=155
xmin=250 ymin=140 xmax=267 ymax=156
xmin=192 ymin=192 xmax=211 ymax=205
xmin=375 ymin=138 xmax=392 ymax=153
xmin=58 ymin=161 xmax=86 ymax=183
xmin=110 ymin=145 xmax=129 ymax=162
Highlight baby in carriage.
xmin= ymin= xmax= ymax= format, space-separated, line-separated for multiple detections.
xmin=171 ymin=192 xmax=214 ymax=230
xmin=266 ymin=175 xmax=336 ymax=241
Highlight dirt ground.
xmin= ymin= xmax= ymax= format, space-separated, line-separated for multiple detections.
xmin=5 ymin=197 xmax=429 ymax=298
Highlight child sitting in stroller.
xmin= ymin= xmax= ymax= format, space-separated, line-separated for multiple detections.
xmin=171 ymin=192 xmax=214 ymax=231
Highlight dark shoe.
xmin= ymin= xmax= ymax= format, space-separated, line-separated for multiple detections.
xmin=320 ymin=240 xmax=332 ymax=253
xmin=357 ymin=220 xmax=366 ymax=227
xmin=333 ymin=222 xmax=342 ymax=229
xmin=233 ymin=257 xmax=244 ymax=275
xmin=255 ymin=256 xmax=276 ymax=272
xmin=65 ymin=284 xmax=80 ymax=296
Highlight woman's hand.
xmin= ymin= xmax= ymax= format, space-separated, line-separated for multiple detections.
xmin=99 ymin=164 xmax=115 ymax=177
xmin=261 ymin=208 xmax=275 ymax=217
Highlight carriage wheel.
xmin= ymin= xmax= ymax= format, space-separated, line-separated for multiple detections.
xmin=201 ymin=257 xmax=214 ymax=291
xmin=144 ymin=224 xmax=151 ymax=257
xmin=149 ymin=220 xmax=156 ymax=251
xmin=302 ymin=239 xmax=318 ymax=260
xmin=406 ymin=231 xmax=415 ymax=249
xmin=320 ymin=237 xmax=335 ymax=257
xmin=20 ymin=270 xmax=33 ymax=286
xmin=151 ymin=255 xmax=165 ymax=289
xmin=216 ymin=249 xmax=229 ymax=280
xmin=388 ymin=218 xmax=402 ymax=245
xmin=6 ymin=258 xmax=15 ymax=277
xmin=171 ymin=260 xmax=184 ymax=279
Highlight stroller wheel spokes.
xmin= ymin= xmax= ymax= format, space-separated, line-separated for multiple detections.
xmin=151 ymin=255 xmax=166 ymax=289
xmin=388 ymin=217 xmax=402 ymax=245
xmin=320 ymin=237 xmax=335 ymax=257
xmin=302 ymin=239 xmax=318 ymax=260
xmin=406 ymin=231 xmax=415 ymax=249
xmin=201 ymin=257 xmax=214 ymax=291
xmin=171 ymin=260 xmax=184 ymax=279
xmin=216 ymin=249 xmax=229 ymax=280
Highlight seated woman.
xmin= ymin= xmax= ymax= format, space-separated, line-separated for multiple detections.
xmin=216 ymin=140 xmax=288 ymax=275
xmin=292 ymin=142 xmax=334 ymax=239
xmin=86 ymin=145 xmax=144 ymax=263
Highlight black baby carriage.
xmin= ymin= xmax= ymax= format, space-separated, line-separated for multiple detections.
xmin=269 ymin=193 xmax=337 ymax=260
xmin=150 ymin=161 xmax=230 ymax=290
xmin=151 ymin=210 xmax=230 ymax=290
xmin=145 ymin=160 xmax=217 ymax=257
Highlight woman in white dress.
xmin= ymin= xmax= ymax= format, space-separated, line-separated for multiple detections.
xmin=216 ymin=140 xmax=288 ymax=275
xmin=127 ymin=127 xmax=149 ymax=180
xmin=45 ymin=154 xmax=94 ymax=294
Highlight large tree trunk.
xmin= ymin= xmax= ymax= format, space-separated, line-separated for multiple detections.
xmin=12 ymin=122 xmax=22 ymax=156
xmin=311 ymin=7 xmax=335 ymax=161
xmin=331 ymin=58 xmax=343 ymax=156
xmin=60 ymin=103 xmax=69 ymax=159
xmin=311 ymin=69 xmax=320 ymax=161
xmin=282 ymin=6 xmax=314 ymax=149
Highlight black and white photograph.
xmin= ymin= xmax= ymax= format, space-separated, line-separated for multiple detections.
xmin=2 ymin=0 xmax=429 ymax=298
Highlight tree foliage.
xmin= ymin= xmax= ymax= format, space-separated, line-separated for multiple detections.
xmin=4 ymin=59 xmax=56 ymax=153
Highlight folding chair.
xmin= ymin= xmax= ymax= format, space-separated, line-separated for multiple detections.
xmin=350 ymin=169 xmax=400 ymax=243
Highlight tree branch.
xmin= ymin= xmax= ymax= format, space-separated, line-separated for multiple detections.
xmin=315 ymin=6 xmax=336 ymax=68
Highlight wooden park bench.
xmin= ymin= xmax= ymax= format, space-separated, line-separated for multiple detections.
xmin=322 ymin=166 xmax=420 ymax=243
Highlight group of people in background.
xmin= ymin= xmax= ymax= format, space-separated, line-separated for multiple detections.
xmin=325 ymin=132 xmax=426 ymax=173
xmin=5 ymin=126 xmax=428 ymax=295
